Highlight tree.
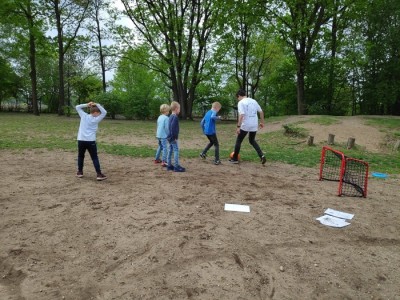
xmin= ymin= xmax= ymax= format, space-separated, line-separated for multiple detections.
xmin=112 ymin=46 xmax=168 ymax=119
xmin=0 ymin=0 xmax=45 ymax=115
xmin=35 ymin=51 xmax=59 ymax=112
xmin=324 ymin=0 xmax=352 ymax=114
xmin=120 ymin=0 xmax=222 ymax=119
xmin=0 ymin=57 xmax=22 ymax=109
xmin=86 ymin=0 xmax=112 ymax=93
xmin=64 ymin=44 xmax=104 ymax=111
xmin=44 ymin=0 xmax=90 ymax=115
xmin=265 ymin=0 xmax=332 ymax=115
xmin=221 ymin=0 xmax=271 ymax=98
xmin=361 ymin=0 xmax=400 ymax=115
xmin=24 ymin=0 xmax=40 ymax=115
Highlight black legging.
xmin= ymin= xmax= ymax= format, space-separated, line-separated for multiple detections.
xmin=233 ymin=130 xmax=263 ymax=160
xmin=202 ymin=134 xmax=220 ymax=160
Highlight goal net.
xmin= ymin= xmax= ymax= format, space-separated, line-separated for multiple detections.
xmin=319 ymin=146 xmax=369 ymax=197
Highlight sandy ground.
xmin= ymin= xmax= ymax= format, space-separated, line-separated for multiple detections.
xmin=1 ymin=117 xmax=399 ymax=300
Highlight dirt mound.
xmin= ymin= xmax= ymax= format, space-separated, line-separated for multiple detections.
xmin=263 ymin=115 xmax=390 ymax=152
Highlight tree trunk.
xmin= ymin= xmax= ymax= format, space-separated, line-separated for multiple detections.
xmin=55 ymin=0 xmax=65 ymax=115
xmin=327 ymin=9 xmax=338 ymax=114
xmin=187 ymin=85 xmax=198 ymax=120
xmin=296 ymin=61 xmax=306 ymax=115
xmin=53 ymin=0 xmax=89 ymax=115
xmin=242 ymin=23 xmax=248 ymax=93
xmin=27 ymin=1 xmax=39 ymax=116
xmin=95 ymin=5 xmax=106 ymax=93
xmin=351 ymin=73 xmax=356 ymax=116
xmin=99 ymin=44 xmax=106 ymax=93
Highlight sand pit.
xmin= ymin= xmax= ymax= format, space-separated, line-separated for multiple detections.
xmin=0 ymin=148 xmax=399 ymax=299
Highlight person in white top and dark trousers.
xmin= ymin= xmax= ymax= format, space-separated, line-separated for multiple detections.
xmin=75 ymin=101 xmax=108 ymax=180
xmin=229 ymin=89 xmax=266 ymax=165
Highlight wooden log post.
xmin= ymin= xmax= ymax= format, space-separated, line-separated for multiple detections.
xmin=347 ymin=137 xmax=356 ymax=149
xmin=307 ymin=135 xmax=314 ymax=146
xmin=394 ymin=140 xmax=400 ymax=151
xmin=328 ymin=134 xmax=335 ymax=145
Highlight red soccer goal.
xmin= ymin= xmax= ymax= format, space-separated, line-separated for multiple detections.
xmin=319 ymin=146 xmax=369 ymax=197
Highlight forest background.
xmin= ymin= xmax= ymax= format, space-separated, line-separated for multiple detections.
xmin=0 ymin=0 xmax=400 ymax=120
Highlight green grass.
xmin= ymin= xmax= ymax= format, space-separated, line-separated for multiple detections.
xmin=364 ymin=116 xmax=400 ymax=130
xmin=364 ymin=116 xmax=400 ymax=138
xmin=0 ymin=113 xmax=399 ymax=174
xmin=298 ymin=116 xmax=340 ymax=126
xmin=265 ymin=115 xmax=288 ymax=123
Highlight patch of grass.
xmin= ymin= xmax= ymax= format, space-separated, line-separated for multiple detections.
xmin=364 ymin=116 xmax=400 ymax=130
xmin=282 ymin=124 xmax=308 ymax=138
xmin=363 ymin=117 xmax=400 ymax=149
xmin=0 ymin=113 xmax=399 ymax=174
xmin=257 ymin=131 xmax=320 ymax=167
xmin=305 ymin=116 xmax=340 ymax=125
xmin=266 ymin=116 xmax=288 ymax=123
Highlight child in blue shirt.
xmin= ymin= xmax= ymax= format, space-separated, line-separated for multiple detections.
xmin=166 ymin=101 xmax=185 ymax=172
xmin=154 ymin=104 xmax=170 ymax=167
xmin=200 ymin=102 xmax=222 ymax=165
xmin=75 ymin=101 xmax=107 ymax=181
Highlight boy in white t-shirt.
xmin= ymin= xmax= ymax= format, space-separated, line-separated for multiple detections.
xmin=75 ymin=101 xmax=108 ymax=180
xmin=229 ymin=89 xmax=266 ymax=165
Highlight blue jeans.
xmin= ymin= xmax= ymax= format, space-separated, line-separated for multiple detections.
xmin=167 ymin=140 xmax=180 ymax=167
xmin=77 ymin=140 xmax=102 ymax=174
xmin=233 ymin=130 xmax=263 ymax=160
xmin=155 ymin=138 xmax=168 ymax=162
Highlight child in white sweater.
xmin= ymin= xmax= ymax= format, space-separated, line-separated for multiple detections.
xmin=75 ymin=101 xmax=107 ymax=181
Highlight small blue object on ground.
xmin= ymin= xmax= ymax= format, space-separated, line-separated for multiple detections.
xmin=372 ymin=172 xmax=388 ymax=179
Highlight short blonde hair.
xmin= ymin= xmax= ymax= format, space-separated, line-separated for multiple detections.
xmin=212 ymin=102 xmax=221 ymax=109
xmin=160 ymin=104 xmax=170 ymax=114
xmin=170 ymin=101 xmax=180 ymax=111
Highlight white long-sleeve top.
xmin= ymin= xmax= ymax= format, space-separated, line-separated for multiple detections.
xmin=76 ymin=104 xmax=107 ymax=141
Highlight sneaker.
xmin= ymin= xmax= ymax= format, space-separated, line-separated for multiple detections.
xmin=96 ymin=173 xmax=107 ymax=181
xmin=261 ymin=155 xmax=266 ymax=165
xmin=167 ymin=165 xmax=174 ymax=171
xmin=174 ymin=165 xmax=186 ymax=172
xmin=199 ymin=153 xmax=207 ymax=159
xmin=229 ymin=159 xmax=239 ymax=164
xmin=161 ymin=161 xmax=167 ymax=167
xmin=76 ymin=171 xmax=83 ymax=178
xmin=214 ymin=160 xmax=221 ymax=165
xmin=154 ymin=159 xmax=162 ymax=164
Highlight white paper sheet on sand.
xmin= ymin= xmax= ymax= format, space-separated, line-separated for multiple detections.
xmin=224 ymin=204 xmax=250 ymax=213
xmin=324 ymin=208 xmax=354 ymax=220
xmin=316 ymin=215 xmax=351 ymax=228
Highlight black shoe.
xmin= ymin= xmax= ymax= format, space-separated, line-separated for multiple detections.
xmin=261 ymin=155 xmax=266 ymax=165
xmin=199 ymin=153 xmax=207 ymax=159
xmin=229 ymin=159 xmax=239 ymax=164
xmin=174 ymin=165 xmax=186 ymax=172
xmin=214 ymin=160 xmax=221 ymax=165
xmin=96 ymin=173 xmax=107 ymax=181
xmin=76 ymin=171 xmax=83 ymax=178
